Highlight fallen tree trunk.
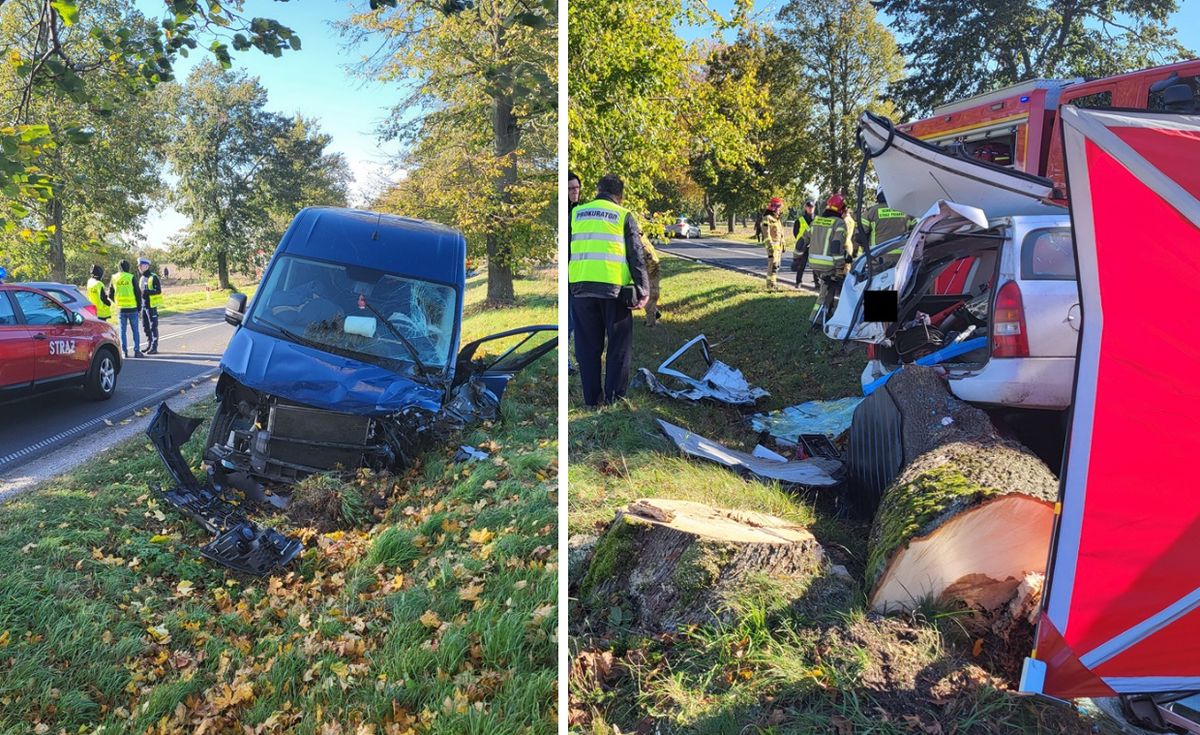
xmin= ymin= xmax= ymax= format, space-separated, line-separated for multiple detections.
xmin=863 ymin=367 xmax=1059 ymax=614
xmin=579 ymin=499 xmax=827 ymax=633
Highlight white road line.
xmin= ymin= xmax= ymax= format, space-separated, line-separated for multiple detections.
xmin=158 ymin=320 xmax=224 ymax=342
xmin=0 ymin=369 xmax=219 ymax=471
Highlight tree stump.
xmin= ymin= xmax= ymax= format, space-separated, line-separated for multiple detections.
xmin=864 ymin=369 xmax=1060 ymax=614
xmin=579 ymin=499 xmax=828 ymax=633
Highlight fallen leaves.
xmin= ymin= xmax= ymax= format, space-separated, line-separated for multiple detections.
xmin=419 ymin=610 xmax=442 ymax=628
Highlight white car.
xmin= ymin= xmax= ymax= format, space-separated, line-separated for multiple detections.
xmin=824 ymin=201 xmax=1079 ymax=411
xmin=665 ymin=217 xmax=701 ymax=239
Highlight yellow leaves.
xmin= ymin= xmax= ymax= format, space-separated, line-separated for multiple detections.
xmin=467 ymin=527 xmax=495 ymax=545
xmin=90 ymin=547 xmax=125 ymax=565
xmin=440 ymin=518 xmax=462 ymax=534
xmin=299 ymin=612 xmax=312 ymax=630
xmin=531 ymin=604 xmax=555 ymax=624
xmin=146 ymin=625 xmax=171 ymax=644
xmin=0 ymin=630 xmax=9 ymax=647
xmin=211 ymin=587 xmax=232 ymax=612
xmin=101 ymin=630 xmax=113 ymax=644
xmin=482 ymin=479 xmax=498 ymax=491
xmin=175 ymin=579 xmax=195 ymax=598
xmin=458 ymin=583 xmax=484 ymax=604
xmin=149 ymin=534 xmax=171 ymax=543
xmin=330 ymin=661 xmax=350 ymax=678
xmin=419 ymin=610 xmax=442 ymax=628
xmin=210 ymin=680 xmax=255 ymax=710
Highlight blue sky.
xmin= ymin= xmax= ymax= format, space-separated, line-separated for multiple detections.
xmin=135 ymin=0 xmax=412 ymax=248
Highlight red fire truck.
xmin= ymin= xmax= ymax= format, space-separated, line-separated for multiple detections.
xmin=896 ymin=59 xmax=1200 ymax=195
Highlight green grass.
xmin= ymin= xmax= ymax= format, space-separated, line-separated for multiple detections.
xmin=156 ymin=282 xmax=259 ymax=318
xmin=0 ymin=267 xmax=557 ymax=734
xmin=568 ymin=256 xmax=1105 ymax=734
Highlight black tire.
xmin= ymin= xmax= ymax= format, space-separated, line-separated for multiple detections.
xmin=84 ymin=348 xmax=118 ymax=401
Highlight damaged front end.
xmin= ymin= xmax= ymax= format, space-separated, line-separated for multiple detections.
xmin=147 ymin=404 xmax=304 ymax=576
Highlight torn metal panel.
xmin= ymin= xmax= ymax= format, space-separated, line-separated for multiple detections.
xmin=454 ymin=445 xmax=490 ymax=462
xmin=657 ymin=419 xmax=841 ymax=487
xmin=148 ymin=403 xmax=303 ymax=575
xmin=749 ymin=397 xmax=865 ymax=443
xmin=636 ymin=335 xmax=769 ymax=405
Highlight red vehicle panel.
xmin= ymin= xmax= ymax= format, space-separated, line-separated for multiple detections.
xmin=0 ymin=285 xmax=122 ymax=401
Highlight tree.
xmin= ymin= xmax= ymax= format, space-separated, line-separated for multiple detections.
xmin=877 ymin=0 xmax=1193 ymax=115
xmin=344 ymin=0 xmax=556 ymax=304
xmin=0 ymin=0 xmax=169 ymax=282
xmin=778 ymin=0 xmax=903 ymax=199
xmin=0 ymin=0 xmax=299 ymax=250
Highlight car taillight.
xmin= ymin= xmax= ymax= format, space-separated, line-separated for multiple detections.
xmin=992 ymin=280 xmax=1029 ymax=358
xmin=82 ymin=304 xmax=97 ymax=317
xmin=865 ymin=343 xmax=878 ymax=360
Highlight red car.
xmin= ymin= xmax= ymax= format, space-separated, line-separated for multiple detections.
xmin=0 ymin=284 xmax=122 ymax=401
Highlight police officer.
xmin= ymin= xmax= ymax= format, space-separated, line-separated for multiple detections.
xmin=568 ymin=174 xmax=650 ymax=407
xmin=858 ymin=190 xmax=914 ymax=257
xmin=792 ymin=199 xmax=815 ymax=288
xmin=86 ymin=265 xmax=112 ymax=321
xmin=137 ymin=257 xmax=163 ymax=354
xmin=109 ymin=260 xmax=142 ymax=357
xmin=763 ymin=197 xmax=785 ymax=289
xmin=799 ymin=194 xmax=850 ymax=327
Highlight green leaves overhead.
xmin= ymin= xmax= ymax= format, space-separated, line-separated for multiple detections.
xmin=51 ymin=0 xmax=80 ymax=26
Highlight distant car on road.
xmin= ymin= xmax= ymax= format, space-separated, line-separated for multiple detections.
xmin=21 ymin=282 xmax=96 ymax=318
xmin=665 ymin=216 xmax=701 ymax=239
xmin=0 ymin=284 xmax=122 ymax=402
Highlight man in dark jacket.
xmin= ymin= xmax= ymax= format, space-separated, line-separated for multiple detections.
xmin=568 ymin=174 xmax=650 ymax=407
xmin=137 ymin=257 xmax=163 ymax=354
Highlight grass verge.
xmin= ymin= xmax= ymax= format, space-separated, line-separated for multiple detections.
xmin=0 ymin=267 xmax=557 ymax=735
xmin=156 ymin=283 xmax=259 ymax=318
xmin=567 ymin=255 xmax=1106 ymax=734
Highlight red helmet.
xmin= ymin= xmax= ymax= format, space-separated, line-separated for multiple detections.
xmin=769 ymin=197 xmax=783 ymax=210
xmin=826 ymin=193 xmax=846 ymax=215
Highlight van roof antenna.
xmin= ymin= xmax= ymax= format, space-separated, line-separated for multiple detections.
xmin=371 ymin=212 xmax=382 ymax=241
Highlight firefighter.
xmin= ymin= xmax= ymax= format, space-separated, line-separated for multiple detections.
xmin=763 ymin=197 xmax=785 ymax=289
xmin=137 ymin=257 xmax=163 ymax=354
xmin=109 ymin=260 xmax=142 ymax=357
xmin=86 ymin=265 xmax=112 ymax=321
xmin=858 ymin=190 xmax=914 ymax=256
xmin=799 ymin=194 xmax=850 ymax=327
xmin=568 ymin=174 xmax=650 ymax=407
xmin=792 ymin=199 xmax=815 ymax=288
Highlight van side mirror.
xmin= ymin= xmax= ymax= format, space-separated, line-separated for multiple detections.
xmin=225 ymin=293 xmax=248 ymax=326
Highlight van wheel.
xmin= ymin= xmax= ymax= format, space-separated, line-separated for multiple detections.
xmin=85 ymin=348 xmax=118 ymax=401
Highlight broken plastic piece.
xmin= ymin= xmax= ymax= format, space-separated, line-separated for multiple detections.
xmin=798 ymin=434 xmax=841 ymax=462
xmin=147 ymin=403 xmax=302 ymax=576
xmin=634 ymin=335 xmax=768 ymax=405
xmin=657 ymin=419 xmax=841 ymax=487
xmin=749 ymin=397 xmax=864 ymax=442
xmin=454 ymin=445 xmax=490 ymax=462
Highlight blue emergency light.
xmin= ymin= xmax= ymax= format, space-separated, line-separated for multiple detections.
xmin=1020 ymin=95 xmax=1030 ymax=103
xmin=0 ymin=265 xmax=7 ymax=282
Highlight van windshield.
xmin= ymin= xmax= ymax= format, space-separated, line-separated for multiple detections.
xmin=248 ymin=254 xmax=458 ymax=374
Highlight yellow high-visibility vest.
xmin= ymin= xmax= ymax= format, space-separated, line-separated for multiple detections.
xmin=86 ymin=277 xmax=111 ymax=318
xmin=568 ymin=199 xmax=633 ymax=286
xmin=141 ymin=273 xmax=163 ymax=308
xmin=111 ymin=271 xmax=136 ymax=309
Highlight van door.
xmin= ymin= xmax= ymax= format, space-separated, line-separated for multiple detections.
xmin=451 ymin=325 xmax=558 ymax=401
xmin=1013 ymin=225 xmax=1079 ymax=357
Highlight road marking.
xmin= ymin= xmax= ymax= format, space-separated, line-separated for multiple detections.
xmin=158 ymin=321 xmax=224 ymax=342
xmin=0 ymin=368 xmax=219 ymax=472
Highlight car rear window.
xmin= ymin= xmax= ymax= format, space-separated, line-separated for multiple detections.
xmin=0 ymin=294 xmax=16 ymax=326
xmin=1022 ymin=229 xmax=1076 ymax=280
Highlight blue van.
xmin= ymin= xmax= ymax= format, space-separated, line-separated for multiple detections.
xmin=157 ymin=206 xmax=554 ymax=488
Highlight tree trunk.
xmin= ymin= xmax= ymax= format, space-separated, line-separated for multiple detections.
xmin=578 ymin=499 xmax=828 ymax=634
xmin=861 ymin=367 xmax=1059 ymax=614
xmin=217 ymin=251 xmax=230 ymax=290
xmin=486 ymin=86 xmax=516 ymax=304
xmin=705 ymin=195 xmax=715 ymax=231
xmin=49 ymin=198 xmax=65 ymax=282
xmin=726 ymin=209 xmax=735 ymax=233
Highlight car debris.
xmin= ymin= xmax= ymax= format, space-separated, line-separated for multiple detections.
xmin=748 ymin=397 xmax=864 ymax=443
xmin=454 ymin=445 xmax=490 ymax=462
xmin=634 ymin=335 xmax=768 ymax=405
xmin=862 ymin=336 xmax=987 ymax=395
xmin=147 ymin=404 xmax=303 ymax=576
xmin=657 ymin=419 xmax=842 ymax=486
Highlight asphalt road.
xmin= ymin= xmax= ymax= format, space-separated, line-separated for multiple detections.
xmin=0 ymin=307 xmax=233 ymax=477
xmin=656 ymin=236 xmax=817 ymax=290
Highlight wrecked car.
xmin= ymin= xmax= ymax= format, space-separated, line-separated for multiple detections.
xmin=825 ymin=201 xmax=1078 ymax=411
xmin=149 ymin=206 xmax=556 ymax=572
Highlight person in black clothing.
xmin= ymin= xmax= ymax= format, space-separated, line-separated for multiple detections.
xmin=792 ymin=200 xmax=816 ymax=288
xmin=138 ymin=257 xmax=163 ymax=354
xmin=568 ymin=174 xmax=650 ymax=407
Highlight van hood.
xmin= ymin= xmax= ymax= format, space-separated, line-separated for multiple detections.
xmin=220 ymin=326 xmax=445 ymax=416
xmin=861 ymin=111 xmax=1066 ymax=219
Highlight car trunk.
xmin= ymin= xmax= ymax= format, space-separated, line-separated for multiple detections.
xmin=875 ymin=233 xmax=1002 ymax=372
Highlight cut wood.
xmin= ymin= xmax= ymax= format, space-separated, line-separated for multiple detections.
xmin=579 ymin=498 xmax=827 ymax=633
xmin=863 ymin=367 xmax=1059 ymax=614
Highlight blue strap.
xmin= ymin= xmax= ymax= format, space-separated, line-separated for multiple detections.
xmin=862 ymin=336 xmax=989 ymax=396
